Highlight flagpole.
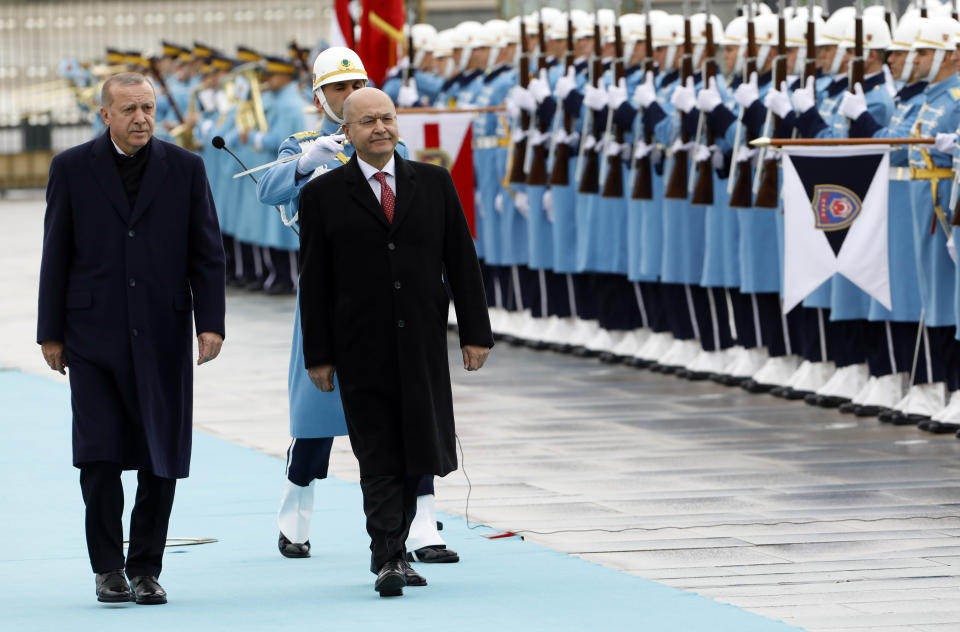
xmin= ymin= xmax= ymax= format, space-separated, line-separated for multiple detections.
xmin=750 ymin=137 xmax=936 ymax=147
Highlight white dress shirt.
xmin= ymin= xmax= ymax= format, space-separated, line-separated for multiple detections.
xmin=356 ymin=154 xmax=396 ymax=205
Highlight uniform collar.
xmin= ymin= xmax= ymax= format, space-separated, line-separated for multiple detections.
xmin=896 ymin=81 xmax=927 ymax=103
xmin=825 ymin=76 xmax=848 ymax=97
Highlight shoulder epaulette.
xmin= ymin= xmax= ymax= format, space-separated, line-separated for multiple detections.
xmin=950 ymin=88 xmax=960 ymax=100
xmin=292 ymin=130 xmax=321 ymax=139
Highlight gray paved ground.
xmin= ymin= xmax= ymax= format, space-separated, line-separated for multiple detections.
xmin=5 ymin=191 xmax=960 ymax=631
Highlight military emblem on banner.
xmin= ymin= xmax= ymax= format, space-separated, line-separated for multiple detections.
xmin=811 ymin=184 xmax=863 ymax=232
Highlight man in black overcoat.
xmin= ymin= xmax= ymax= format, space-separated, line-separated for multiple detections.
xmin=298 ymin=88 xmax=493 ymax=597
xmin=36 ymin=73 xmax=226 ymax=605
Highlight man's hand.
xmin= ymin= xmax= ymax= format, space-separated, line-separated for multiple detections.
xmin=308 ymin=365 xmax=336 ymax=391
xmin=734 ymin=71 xmax=759 ymax=109
xmin=197 ymin=332 xmax=223 ymax=365
xmin=462 ymin=345 xmax=489 ymax=371
xmin=791 ymin=75 xmax=816 ymax=114
xmin=298 ymin=134 xmax=346 ymax=174
xmin=40 ymin=340 xmax=66 ymax=375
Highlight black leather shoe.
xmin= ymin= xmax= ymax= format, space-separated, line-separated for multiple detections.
xmin=919 ymin=421 xmax=960 ymax=434
xmin=626 ymin=356 xmax=652 ymax=368
xmin=893 ymin=412 xmax=930 ymax=426
xmin=803 ymin=393 xmax=821 ymax=406
xmin=783 ymin=388 xmax=812 ymax=401
xmin=278 ymin=532 xmax=310 ymax=558
xmin=400 ymin=560 xmax=427 ymax=587
xmin=768 ymin=386 xmax=789 ymax=397
xmin=877 ymin=409 xmax=901 ymax=423
xmin=406 ymin=544 xmax=460 ymax=563
xmin=838 ymin=401 xmax=859 ymax=414
xmin=742 ymin=379 xmax=775 ymax=393
xmin=854 ymin=405 xmax=888 ymax=417
xmin=95 ymin=570 xmax=132 ymax=603
xmin=374 ymin=560 xmax=405 ymax=597
xmin=815 ymin=395 xmax=850 ymax=408
xmin=129 ymin=575 xmax=167 ymax=605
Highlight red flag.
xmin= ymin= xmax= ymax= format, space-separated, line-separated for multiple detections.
xmin=330 ymin=0 xmax=354 ymax=49
xmin=357 ymin=0 xmax=404 ymax=86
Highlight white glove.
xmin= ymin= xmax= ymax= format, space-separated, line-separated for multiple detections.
xmin=608 ymin=77 xmax=628 ymax=111
xmin=949 ymin=234 xmax=958 ymax=264
xmin=670 ymin=76 xmax=697 ymax=114
xmin=764 ymin=81 xmax=793 ymax=119
xmin=584 ymin=84 xmax=609 ymax=111
xmin=494 ymin=192 xmax=504 ymax=214
xmin=397 ymin=81 xmax=419 ymax=107
xmin=554 ymin=66 xmax=577 ymax=101
xmin=633 ymin=71 xmax=656 ymax=108
xmin=297 ymin=134 xmax=345 ymax=173
xmin=734 ymin=72 xmax=759 ymax=109
xmin=506 ymin=98 xmax=520 ymax=122
xmin=839 ymin=83 xmax=867 ymax=121
xmin=514 ymin=191 xmax=529 ymax=217
xmin=936 ymin=132 xmax=958 ymax=153
xmin=696 ymin=77 xmax=722 ymax=113
xmin=633 ymin=140 xmax=653 ymax=159
xmin=791 ymin=75 xmax=816 ymax=114
xmin=542 ymin=189 xmax=554 ymax=223
xmin=509 ymin=85 xmax=536 ymax=113
xmin=528 ymin=69 xmax=551 ymax=103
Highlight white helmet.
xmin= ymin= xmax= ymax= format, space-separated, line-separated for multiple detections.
xmin=503 ymin=17 xmax=521 ymax=45
xmin=890 ymin=16 xmax=923 ymax=82
xmin=571 ymin=9 xmax=593 ymax=40
xmin=842 ymin=16 xmax=892 ymax=50
xmin=651 ymin=14 xmax=684 ymax=70
xmin=484 ymin=19 xmax=510 ymax=48
xmin=312 ymin=47 xmax=367 ymax=124
xmin=719 ymin=15 xmax=747 ymax=46
xmin=545 ymin=10 xmax=569 ymax=41
xmin=819 ymin=8 xmax=855 ymax=75
xmin=690 ymin=13 xmax=723 ymax=68
xmin=596 ymin=8 xmax=617 ymax=46
xmin=786 ymin=16 xmax=826 ymax=75
xmin=913 ymin=16 xmax=960 ymax=81
xmin=620 ymin=13 xmax=645 ymax=43
xmin=410 ymin=24 xmax=437 ymax=68
xmin=754 ymin=13 xmax=779 ymax=71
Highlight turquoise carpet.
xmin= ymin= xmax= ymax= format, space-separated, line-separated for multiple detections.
xmin=0 ymin=369 xmax=804 ymax=631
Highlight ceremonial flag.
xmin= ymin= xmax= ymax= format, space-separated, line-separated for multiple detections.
xmin=397 ymin=111 xmax=476 ymax=237
xmin=357 ymin=0 xmax=404 ymax=86
xmin=781 ymin=145 xmax=891 ymax=313
xmin=329 ymin=0 xmax=355 ymax=49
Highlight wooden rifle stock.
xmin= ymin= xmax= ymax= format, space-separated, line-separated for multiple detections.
xmin=753 ymin=12 xmax=787 ymax=209
xmin=691 ymin=21 xmax=717 ymax=206
xmin=527 ymin=16 xmax=551 ymax=186
xmin=630 ymin=22 xmax=655 ymax=200
xmin=509 ymin=20 xmax=531 ymax=185
xmin=728 ymin=21 xmax=756 ymax=208
xmin=148 ymin=58 xmax=184 ymax=125
xmin=664 ymin=15 xmax=694 ymax=199
xmin=601 ymin=23 xmax=626 ymax=198
xmin=577 ymin=26 xmax=604 ymax=195
xmin=549 ymin=16 xmax=577 ymax=186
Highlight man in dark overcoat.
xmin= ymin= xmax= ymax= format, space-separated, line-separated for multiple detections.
xmin=298 ymin=87 xmax=492 ymax=597
xmin=36 ymin=72 xmax=226 ymax=605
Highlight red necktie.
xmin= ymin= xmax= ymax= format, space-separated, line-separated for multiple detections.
xmin=373 ymin=172 xmax=395 ymax=223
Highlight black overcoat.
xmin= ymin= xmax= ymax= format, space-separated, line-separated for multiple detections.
xmin=298 ymin=153 xmax=492 ymax=477
xmin=37 ymin=131 xmax=226 ymax=479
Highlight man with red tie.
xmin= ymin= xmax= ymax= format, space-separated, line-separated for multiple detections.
xmin=297 ymin=87 xmax=492 ymax=597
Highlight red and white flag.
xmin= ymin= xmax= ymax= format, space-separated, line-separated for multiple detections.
xmin=329 ymin=0 xmax=355 ymax=49
xmin=398 ymin=112 xmax=476 ymax=237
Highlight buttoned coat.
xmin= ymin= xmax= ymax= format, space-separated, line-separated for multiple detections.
xmin=298 ymin=153 xmax=493 ymax=477
xmin=37 ymin=131 xmax=226 ymax=479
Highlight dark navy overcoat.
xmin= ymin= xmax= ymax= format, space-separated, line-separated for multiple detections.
xmin=37 ymin=131 xmax=226 ymax=479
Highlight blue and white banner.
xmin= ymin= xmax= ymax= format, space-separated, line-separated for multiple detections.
xmin=781 ymin=145 xmax=891 ymax=313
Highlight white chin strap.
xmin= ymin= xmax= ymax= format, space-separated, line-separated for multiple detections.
xmin=926 ymin=49 xmax=946 ymax=82
xmin=901 ymin=50 xmax=916 ymax=82
xmin=734 ymin=45 xmax=745 ymax=75
xmin=414 ymin=49 xmax=426 ymax=68
xmin=665 ymin=45 xmax=678 ymax=71
xmin=756 ymin=44 xmax=772 ymax=72
xmin=316 ymin=89 xmax=344 ymax=125
xmin=793 ymin=49 xmax=806 ymax=76
xmin=829 ymin=44 xmax=847 ymax=76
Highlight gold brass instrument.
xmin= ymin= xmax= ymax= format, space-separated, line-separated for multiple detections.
xmin=234 ymin=64 xmax=268 ymax=134
xmin=169 ymin=82 xmax=201 ymax=150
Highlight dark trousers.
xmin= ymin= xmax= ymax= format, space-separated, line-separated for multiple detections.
xmin=80 ymin=462 xmax=176 ymax=578
xmin=361 ymin=474 xmax=420 ymax=573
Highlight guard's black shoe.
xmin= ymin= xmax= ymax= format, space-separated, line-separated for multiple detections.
xmin=95 ymin=569 xmax=132 ymax=603
xmin=406 ymin=544 xmax=460 ymax=563
xmin=278 ymin=532 xmax=310 ymax=558
xmin=854 ymin=405 xmax=888 ymax=417
xmin=803 ymin=393 xmax=821 ymax=406
xmin=783 ymin=388 xmax=812 ymax=401
xmin=919 ymin=421 xmax=960 ymax=434
xmin=877 ymin=409 xmax=902 ymax=423
xmin=893 ymin=412 xmax=929 ymax=426
xmin=400 ymin=559 xmax=427 ymax=586
xmin=838 ymin=401 xmax=859 ymax=414
xmin=816 ymin=395 xmax=850 ymax=408
xmin=374 ymin=560 xmax=405 ymax=597
xmin=742 ymin=379 xmax=775 ymax=393
xmin=129 ymin=575 xmax=167 ymax=605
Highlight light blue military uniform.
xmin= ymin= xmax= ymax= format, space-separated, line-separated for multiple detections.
xmin=908 ymin=74 xmax=960 ymax=328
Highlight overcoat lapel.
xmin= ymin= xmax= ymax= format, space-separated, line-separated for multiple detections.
xmin=343 ymin=155 xmax=391 ymax=229
xmin=389 ymin=153 xmax=416 ymax=235
xmin=89 ymin=131 xmax=132 ymax=223
xmin=129 ymin=139 xmax=168 ymax=227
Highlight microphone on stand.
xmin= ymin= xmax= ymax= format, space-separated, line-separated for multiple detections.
xmin=212 ymin=136 xmax=299 ymax=236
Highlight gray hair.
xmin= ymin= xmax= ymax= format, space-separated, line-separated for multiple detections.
xmin=101 ymin=72 xmax=154 ymax=107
